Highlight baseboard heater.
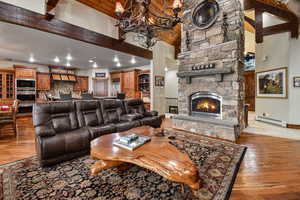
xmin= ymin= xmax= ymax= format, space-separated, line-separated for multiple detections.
xmin=256 ymin=116 xmax=287 ymax=128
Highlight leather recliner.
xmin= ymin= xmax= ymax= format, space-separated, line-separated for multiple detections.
xmin=33 ymin=99 xmax=163 ymax=166
xmin=33 ymin=101 xmax=91 ymax=166
xmin=75 ymin=100 xmax=116 ymax=140
xmin=123 ymin=99 xmax=163 ymax=128
xmin=100 ymin=99 xmax=141 ymax=132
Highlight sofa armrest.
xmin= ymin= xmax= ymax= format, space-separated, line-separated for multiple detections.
xmin=120 ymin=113 xmax=144 ymax=122
xmin=144 ymin=111 xmax=158 ymax=117
xmin=35 ymin=126 xmax=56 ymax=137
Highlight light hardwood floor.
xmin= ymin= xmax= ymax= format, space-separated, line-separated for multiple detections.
xmin=1 ymin=117 xmax=300 ymax=199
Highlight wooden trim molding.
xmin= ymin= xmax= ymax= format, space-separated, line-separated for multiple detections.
xmin=287 ymin=124 xmax=300 ymax=130
xmin=13 ymin=65 xmax=37 ymax=69
xmin=0 ymin=1 xmax=153 ymax=60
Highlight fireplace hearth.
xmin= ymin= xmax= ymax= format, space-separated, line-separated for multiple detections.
xmin=191 ymin=92 xmax=221 ymax=118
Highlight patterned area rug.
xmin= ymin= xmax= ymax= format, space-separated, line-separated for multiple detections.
xmin=0 ymin=129 xmax=246 ymax=200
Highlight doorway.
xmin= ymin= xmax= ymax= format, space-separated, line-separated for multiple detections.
xmin=93 ymin=78 xmax=108 ymax=96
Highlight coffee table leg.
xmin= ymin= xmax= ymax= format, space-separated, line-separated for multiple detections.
xmin=116 ymin=163 xmax=134 ymax=173
xmin=91 ymin=160 xmax=124 ymax=176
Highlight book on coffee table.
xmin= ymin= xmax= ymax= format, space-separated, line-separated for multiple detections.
xmin=113 ymin=133 xmax=151 ymax=151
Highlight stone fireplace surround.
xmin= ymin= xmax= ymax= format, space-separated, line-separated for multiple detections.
xmin=172 ymin=0 xmax=245 ymax=141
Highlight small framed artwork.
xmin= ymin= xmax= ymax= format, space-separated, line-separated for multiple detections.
xmin=293 ymin=77 xmax=300 ymax=87
xmin=155 ymin=76 xmax=164 ymax=87
xmin=95 ymin=73 xmax=106 ymax=78
xmin=256 ymin=67 xmax=288 ymax=98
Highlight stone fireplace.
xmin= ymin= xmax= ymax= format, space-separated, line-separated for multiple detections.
xmin=172 ymin=0 xmax=245 ymax=141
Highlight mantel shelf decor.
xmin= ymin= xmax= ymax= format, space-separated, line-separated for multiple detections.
xmin=177 ymin=68 xmax=234 ymax=84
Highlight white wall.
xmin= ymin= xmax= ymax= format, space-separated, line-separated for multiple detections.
xmin=55 ymin=0 xmax=118 ymax=39
xmin=255 ymin=13 xmax=300 ymax=125
xmin=288 ymin=38 xmax=300 ymax=125
xmin=151 ymin=41 xmax=175 ymax=114
xmin=0 ymin=0 xmax=46 ymax=14
xmin=245 ymin=31 xmax=255 ymax=53
xmin=0 ymin=59 xmax=49 ymax=72
xmin=165 ymin=70 xmax=178 ymax=98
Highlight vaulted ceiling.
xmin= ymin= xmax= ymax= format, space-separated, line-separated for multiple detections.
xmin=76 ymin=0 xmax=181 ymax=48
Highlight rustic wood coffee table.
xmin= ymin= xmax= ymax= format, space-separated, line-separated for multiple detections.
xmin=90 ymin=126 xmax=202 ymax=190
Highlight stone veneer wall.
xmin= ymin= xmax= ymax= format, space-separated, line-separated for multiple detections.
xmin=172 ymin=0 xmax=245 ymax=141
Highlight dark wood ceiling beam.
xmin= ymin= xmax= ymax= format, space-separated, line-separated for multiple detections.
xmin=0 ymin=1 xmax=153 ymax=59
xmin=255 ymin=8 xmax=263 ymax=43
xmin=244 ymin=0 xmax=256 ymax=10
xmin=253 ymin=0 xmax=299 ymax=43
xmin=263 ymin=22 xmax=294 ymax=36
xmin=244 ymin=15 xmax=255 ymax=29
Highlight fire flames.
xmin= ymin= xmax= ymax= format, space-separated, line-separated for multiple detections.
xmin=197 ymin=101 xmax=216 ymax=112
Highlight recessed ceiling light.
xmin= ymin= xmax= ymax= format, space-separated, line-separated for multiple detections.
xmin=54 ymin=56 xmax=60 ymax=63
xmin=116 ymin=62 xmax=121 ymax=67
xmin=66 ymin=54 xmax=72 ymax=61
xmin=130 ymin=57 xmax=136 ymax=64
xmin=165 ymin=67 xmax=168 ymax=72
xmin=29 ymin=56 xmax=35 ymax=63
xmin=113 ymin=56 xmax=119 ymax=63
xmin=93 ymin=62 xmax=98 ymax=68
xmin=66 ymin=62 xmax=71 ymax=67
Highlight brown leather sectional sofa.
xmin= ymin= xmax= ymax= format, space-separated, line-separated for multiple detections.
xmin=33 ymin=98 xmax=163 ymax=166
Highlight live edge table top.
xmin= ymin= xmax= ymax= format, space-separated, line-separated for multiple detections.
xmin=90 ymin=126 xmax=202 ymax=190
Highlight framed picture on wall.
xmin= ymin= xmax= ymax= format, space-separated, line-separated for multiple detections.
xmin=155 ymin=76 xmax=164 ymax=87
xmin=256 ymin=67 xmax=288 ymax=98
xmin=294 ymin=77 xmax=300 ymax=87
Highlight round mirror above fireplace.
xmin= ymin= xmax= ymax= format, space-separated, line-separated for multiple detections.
xmin=192 ymin=0 xmax=220 ymax=30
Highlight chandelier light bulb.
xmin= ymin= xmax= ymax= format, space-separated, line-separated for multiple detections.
xmin=173 ymin=0 xmax=183 ymax=9
xmin=93 ymin=62 xmax=98 ymax=68
xmin=115 ymin=2 xmax=125 ymax=15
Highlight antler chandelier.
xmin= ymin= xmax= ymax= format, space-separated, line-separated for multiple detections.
xmin=115 ymin=0 xmax=183 ymax=48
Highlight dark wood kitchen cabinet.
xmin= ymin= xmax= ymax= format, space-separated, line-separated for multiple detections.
xmin=74 ymin=76 xmax=89 ymax=92
xmin=0 ymin=70 xmax=15 ymax=100
xmin=37 ymin=72 xmax=51 ymax=91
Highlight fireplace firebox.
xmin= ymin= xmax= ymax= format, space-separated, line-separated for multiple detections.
xmin=190 ymin=92 xmax=222 ymax=118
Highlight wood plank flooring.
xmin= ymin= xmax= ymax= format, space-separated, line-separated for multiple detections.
xmin=1 ymin=118 xmax=300 ymax=199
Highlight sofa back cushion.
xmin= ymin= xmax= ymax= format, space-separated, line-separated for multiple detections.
xmin=33 ymin=101 xmax=78 ymax=136
xmin=100 ymin=99 xmax=126 ymax=124
xmin=75 ymin=100 xmax=104 ymax=127
xmin=124 ymin=99 xmax=146 ymax=115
